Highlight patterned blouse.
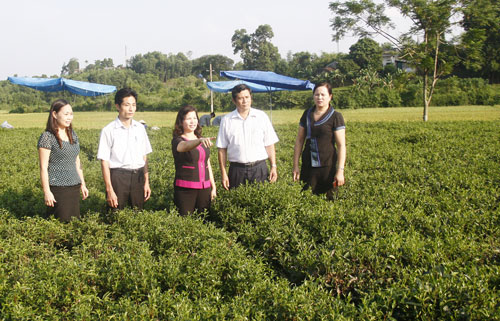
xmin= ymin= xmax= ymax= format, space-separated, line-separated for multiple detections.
xmin=37 ymin=130 xmax=81 ymax=186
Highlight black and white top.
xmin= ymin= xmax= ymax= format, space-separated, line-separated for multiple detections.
xmin=37 ymin=130 xmax=81 ymax=187
xmin=299 ymin=106 xmax=345 ymax=168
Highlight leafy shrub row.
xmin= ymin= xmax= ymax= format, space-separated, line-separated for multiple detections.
xmin=208 ymin=122 xmax=500 ymax=319
xmin=0 ymin=209 xmax=357 ymax=319
xmin=0 ymin=121 xmax=499 ymax=319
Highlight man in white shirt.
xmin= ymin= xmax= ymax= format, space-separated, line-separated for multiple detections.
xmin=216 ymin=84 xmax=279 ymax=190
xmin=97 ymin=88 xmax=152 ymax=210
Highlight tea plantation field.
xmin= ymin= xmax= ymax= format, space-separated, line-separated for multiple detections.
xmin=0 ymin=120 xmax=499 ymax=319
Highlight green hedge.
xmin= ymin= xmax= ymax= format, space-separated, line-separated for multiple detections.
xmin=0 ymin=122 xmax=498 ymax=319
xmin=208 ymin=122 xmax=499 ymax=319
xmin=0 ymin=209 xmax=355 ymax=319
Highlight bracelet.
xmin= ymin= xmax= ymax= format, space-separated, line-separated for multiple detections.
xmin=338 ymin=167 xmax=344 ymax=171
xmin=271 ymin=164 xmax=277 ymax=168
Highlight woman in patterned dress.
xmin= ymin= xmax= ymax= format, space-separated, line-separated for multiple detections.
xmin=293 ymin=82 xmax=346 ymax=197
xmin=38 ymin=99 xmax=88 ymax=222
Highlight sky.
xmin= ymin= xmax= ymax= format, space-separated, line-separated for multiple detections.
xmin=1 ymin=0 xmax=390 ymax=80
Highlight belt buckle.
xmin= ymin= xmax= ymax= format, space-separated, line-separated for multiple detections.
xmin=246 ymin=160 xmax=260 ymax=167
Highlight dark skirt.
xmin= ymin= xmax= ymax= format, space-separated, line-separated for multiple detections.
xmin=300 ymin=165 xmax=336 ymax=195
xmin=48 ymin=184 xmax=81 ymax=222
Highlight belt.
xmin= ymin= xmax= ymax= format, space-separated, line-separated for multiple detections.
xmin=230 ymin=160 xmax=266 ymax=168
xmin=110 ymin=167 xmax=144 ymax=174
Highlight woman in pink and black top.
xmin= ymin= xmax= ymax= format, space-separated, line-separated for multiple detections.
xmin=172 ymin=105 xmax=216 ymax=216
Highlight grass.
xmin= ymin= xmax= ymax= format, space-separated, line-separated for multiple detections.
xmin=0 ymin=105 xmax=499 ymax=129
xmin=271 ymin=105 xmax=500 ymax=123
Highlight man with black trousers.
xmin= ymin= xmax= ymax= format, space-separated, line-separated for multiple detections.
xmin=216 ymin=84 xmax=279 ymax=189
xmin=97 ymin=88 xmax=152 ymax=210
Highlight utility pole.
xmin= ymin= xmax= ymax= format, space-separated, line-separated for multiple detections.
xmin=209 ymin=63 xmax=214 ymax=117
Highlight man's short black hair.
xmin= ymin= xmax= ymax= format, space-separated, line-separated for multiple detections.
xmin=231 ymin=84 xmax=252 ymax=100
xmin=115 ymin=88 xmax=138 ymax=105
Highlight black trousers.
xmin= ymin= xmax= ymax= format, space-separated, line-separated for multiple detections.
xmin=110 ymin=168 xmax=145 ymax=210
xmin=228 ymin=160 xmax=268 ymax=189
xmin=48 ymin=184 xmax=81 ymax=223
xmin=174 ymin=186 xmax=211 ymax=216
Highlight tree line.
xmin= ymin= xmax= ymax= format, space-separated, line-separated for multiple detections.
xmin=1 ymin=0 xmax=499 ymax=117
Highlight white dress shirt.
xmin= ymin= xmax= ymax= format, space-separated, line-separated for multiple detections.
xmin=97 ymin=118 xmax=152 ymax=169
xmin=216 ymin=108 xmax=279 ymax=163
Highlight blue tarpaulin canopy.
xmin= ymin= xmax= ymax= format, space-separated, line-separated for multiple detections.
xmin=7 ymin=77 xmax=116 ymax=96
xmin=216 ymin=70 xmax=315 ymax=122
xmin=206 ymin=80 xmax=284 ymax=93
xmin=220 ymin=70 xmax=315 ymax=91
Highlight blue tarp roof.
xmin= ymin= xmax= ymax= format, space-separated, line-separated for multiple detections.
xmin=7 ymin=77 xmax=116 ymax=96
xmin=206 ymin=80 xmax=284 ymax=93
xmin=220 ymin=70 xmax=315 ymax=91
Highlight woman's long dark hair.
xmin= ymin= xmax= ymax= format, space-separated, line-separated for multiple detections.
xmin=173 ymin=105 xmax=202 ymax=138
xmin=45 ymin=99 xmax=74 ymax=148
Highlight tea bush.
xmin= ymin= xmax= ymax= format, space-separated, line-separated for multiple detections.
xmin=0 ymin=120 xmax=498 ymax=319
xmin=0 ymin=210 xmax=354 ymax=319
xmin=208 ymin=121 xmax=500 ymax=319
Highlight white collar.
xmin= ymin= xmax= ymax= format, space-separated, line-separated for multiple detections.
xmin=114 ymin=117 xmax=140 ymax=129
xmin=230 ymin=107 xmax=256 ymax=119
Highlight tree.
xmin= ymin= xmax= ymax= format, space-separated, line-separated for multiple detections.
xmin=231 ymin=24 xmax=281 ymax=71
xmin=348 ymin=37 xmax=382 ymax=70
xmin=297 ymin=52 xmax=354 ymax=87
xmin=61 ymin=58 xmax=80 ymax=76
xmin=163 ymin=53 xmax=192 ymax=81
xmin=191 ymin=55 xmax=234 ymax=79
xmin=334 ymin=57 xmax=361 ymax=85
xmin=85 ymin=58 xmax=114 ymax=72
xmin=98 ymin=58 xmax=114 ymax=69
xmin=129 ymin=52 xmax=192 ymax=82
xmin=330 ymin=0 xmax=461 ymax=121
xmin=128 ymin=51 xmax=169 ymax=80
xmin=129 ymin=51 xmax=165 ymax=76
xmin=286 ymin=51 xmax=318 ymax=79
xmin=460 ymin=0 xmax=500 ymax=83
